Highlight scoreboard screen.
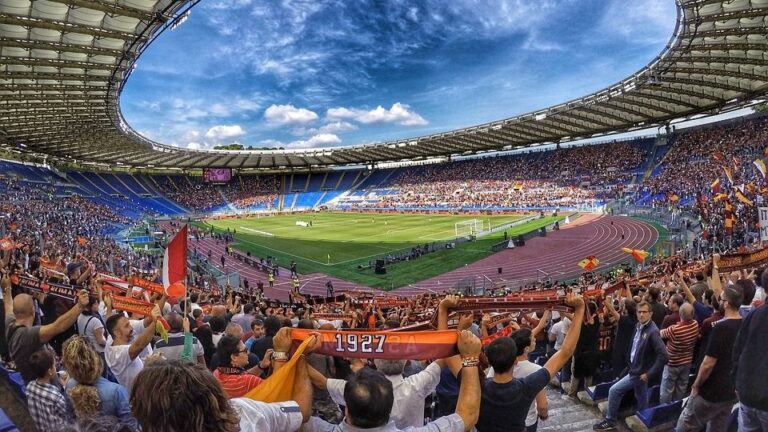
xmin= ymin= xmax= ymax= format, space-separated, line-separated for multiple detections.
xmin=203 ymin=168 xmax=232 ymax=183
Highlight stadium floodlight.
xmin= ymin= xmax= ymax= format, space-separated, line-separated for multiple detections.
xmin=171 ymin=10 xmax=191 ymax=30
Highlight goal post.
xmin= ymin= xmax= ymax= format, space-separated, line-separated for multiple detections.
xmin=455 ymin=219 xmax=483 ymax=237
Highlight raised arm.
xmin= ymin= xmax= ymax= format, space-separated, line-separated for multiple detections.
xmin=437 ymin=295 xmax=460 ymax=330
xmin=2 ymin=271 xmax=12 ymax=318
xmin=129 ymin=305 xmax=160 ymax=360
xmin=454 ymin=330 xmax=482 ymax=431
xmin=40 ymin=290 xmax=89 ymax=343
xmin=604 ymin=295 xmax=620 ymax=323
xmin=531 ymin=310 xmax=551 ymax=338
xmin=543 ymin=294 xmax=585 ymax=379
xmin=677 ymin=271 xmax=696 ymax=304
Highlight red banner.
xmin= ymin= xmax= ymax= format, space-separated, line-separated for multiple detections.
xmin=128 ymin=276 xmax=164 ymax=296
xmin=290 ymin=328 xmax=458 ymax=360
xmin=112 ymin=296 xmax=154 ymax=316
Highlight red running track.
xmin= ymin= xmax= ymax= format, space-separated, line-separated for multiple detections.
xmin=162 ymin=215 xmax=657 ymax=302
xmin=391 ymin=214 xmax=658 ymax=296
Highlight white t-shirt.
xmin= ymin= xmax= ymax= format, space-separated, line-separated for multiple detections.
xmin=105 ymin=343 xmax=143 ymax=392
xmin=327 ymin=362 xmax=442 ymax=429
xmin=549 ymin=319 xmax=570 ymax=351
xmin=230 ymin=399 xmax=302 ymax=432
xmin=77 ymin=314 xmax=105 ymax=353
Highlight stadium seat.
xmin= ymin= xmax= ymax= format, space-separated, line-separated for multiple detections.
xmin=586 ymin=379 xmax=618 ymax=402
xmin=636 ymin=400 xmax=683 ymax=430
xmin=0 ymin=409 xmax=19 ymax=432
xmin=646 ymin=384 xmax=660 ymax=407
xmin=0 ymin=365 xmax=25 ymax=400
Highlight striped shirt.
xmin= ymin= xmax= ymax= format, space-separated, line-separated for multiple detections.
xmin=214 ymin=369 xmax=264 ymax=399
xmin=660 ymin=319 xmax=699 ymax=366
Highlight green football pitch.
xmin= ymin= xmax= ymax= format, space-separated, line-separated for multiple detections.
xmin=199 ymin=212 xmax=563 ymax=289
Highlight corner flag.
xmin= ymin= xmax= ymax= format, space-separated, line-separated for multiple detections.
xmin=163 ymin=225 xmax=187 ymax=298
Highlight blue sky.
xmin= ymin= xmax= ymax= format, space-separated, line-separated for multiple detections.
xmin=119 ymin=0 xmax=677 ymax=150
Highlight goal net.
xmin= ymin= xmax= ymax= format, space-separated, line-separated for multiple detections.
xmin=455 ymin=219 xmax=485 ymax=237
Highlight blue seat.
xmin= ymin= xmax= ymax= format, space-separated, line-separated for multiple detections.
xmin=0 ymin=408 xmax=19 ymax=432
xmin=636 ymin=400 xmax=684 ymax=428
xmin=586 ymin=379 xmax=618 ymax=401
xmin=0 ymin=365 xmax=25 ymax=399
xmin=646 ymin=384 xmax=661 ymax=407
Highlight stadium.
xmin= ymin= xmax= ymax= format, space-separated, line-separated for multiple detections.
xmin=1 ymin=0 xmax=768 ymax=431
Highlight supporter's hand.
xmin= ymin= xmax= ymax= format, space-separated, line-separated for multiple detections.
xmin=182 ymin=317 xmax=190 ymax=333
xmin=259 ymin=350 xmax=273 ymax=369
xmin=349 ymin=358 xmax=365 ymax=373
xmin=458 ymin=313 xmax=474 ymax=331
xmin=439 ymin=294 xmax=460 ymax=310
xmin=481 ymin=313 xmax=491 ymax=327
xmin=712 ymin=254 xmax=720 ymax=269
xmin=564 ymin=293 xmax=584 ymax=310
xmin=150 ymin=305 xmax=161 ymax=321
xmin=77 ymin=290 xmax=89 ymax=308
xmin=690 ymin=384 xmax=699 ymax=397
xmin=273 ymin=327 xmax=292 ymax=352
xmin=639 ymin=373 xmax=648 ymax=383
xmin=457 ymin=330 xmax=481 ymax=358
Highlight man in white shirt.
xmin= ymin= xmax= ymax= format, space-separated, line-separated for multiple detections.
xmin=548 ymin=317 xmax=570 ymax=352
xmin=327 ymin=359 xmax=442 ymax=429
xmin=104 ymin=304 xmax=160 ymax=391
xmin=302 ymin=330 xmax=481 ymax=432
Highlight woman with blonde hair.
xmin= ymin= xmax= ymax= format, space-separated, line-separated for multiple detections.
xmin=61 ymin=336 xmax=137 ymax=429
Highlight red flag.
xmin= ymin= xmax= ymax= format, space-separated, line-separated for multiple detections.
xmin=162 ymin=225 xmax=187 ymax=298
xmin=710 ymin=178 xmax=721 ymax=194
xmin=0 ymin=237 xmax=14 ymax=251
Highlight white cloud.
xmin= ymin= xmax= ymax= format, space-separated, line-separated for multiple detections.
xmin=187 ymin=142 xmax=202 ymax=150
xmin=204 ymin=125 xmax=246 ymax=141
xmin=327 ymin=103 xmax=428 ymax=126
xmin=260 ymin=133 xmax=342 ymax=149
xmin=264 ymin=104 xmax=319 ymax=125
xmin=287 ymin=133 xmax=342 ymax=149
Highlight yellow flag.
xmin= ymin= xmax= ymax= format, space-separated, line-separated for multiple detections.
xmin=244 ymin=336 xmax=314 ymax=402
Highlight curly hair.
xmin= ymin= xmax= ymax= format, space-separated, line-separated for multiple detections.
xmin=62 ymin=336 xmax=102 ymax=418
xmin=130 ymin=360 xmax=240 ymax=432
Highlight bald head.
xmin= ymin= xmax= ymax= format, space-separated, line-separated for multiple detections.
xmin=679 ymin=302 xmax=695 ymax=321
xmin=225 ymin=322 xmax=243 ymax=339
xmin=12 ymin=294 xmax=34 ymax=319
xmin=210 ymin=305 xmax=227 ymax=318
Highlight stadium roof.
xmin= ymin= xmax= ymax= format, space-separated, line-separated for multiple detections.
xmin=2 ymin=0 xmax=768 ymax=169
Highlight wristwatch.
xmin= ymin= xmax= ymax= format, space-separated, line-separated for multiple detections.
xmin=271 ymin=351 xmax=289 ymax=361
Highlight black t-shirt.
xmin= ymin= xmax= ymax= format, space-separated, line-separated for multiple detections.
xmin=477 ymin=368 xmax=550 ymax=432
xmin=650 ymin=301 xmax=667 ymax=328
xmin=613 ymin=314 xmax=637 ymax=357
xmin=700 ymin=318 xmax=741 ymax=403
